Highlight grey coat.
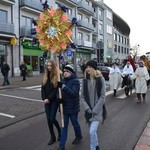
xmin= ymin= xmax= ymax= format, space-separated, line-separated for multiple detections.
xmin=81 ymin=72 xmax=106 ymax=122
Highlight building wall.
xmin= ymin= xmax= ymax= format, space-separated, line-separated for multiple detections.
xmin=0 ymin=0 xmax=131 ymax=77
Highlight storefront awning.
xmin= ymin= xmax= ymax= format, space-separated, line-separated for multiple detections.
xmin=23 ymin=48 xmax=44 ymax=56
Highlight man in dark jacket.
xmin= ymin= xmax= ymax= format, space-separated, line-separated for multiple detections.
xmin=57 ymin=64 xmax=83 ymax=150
xmin=20 ymin=62 xmax=27 ymax=81
xmin=1 ymin=61 xmax=10 ymax=86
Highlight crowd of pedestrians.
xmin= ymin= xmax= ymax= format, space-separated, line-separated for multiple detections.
xmin=39 ymin=56 xmax=150 ymax=150
xmin=1 ymin=55 xmax=150 ymax=150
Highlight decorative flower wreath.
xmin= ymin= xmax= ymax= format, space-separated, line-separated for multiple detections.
xmin=36 ymin=8 xmax=73 ymax=53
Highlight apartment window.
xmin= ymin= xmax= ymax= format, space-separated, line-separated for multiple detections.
xmin=107 ymin=25 xmax=112 ymax=35
xmin=106 ymin=10 xmax=112 ymax=20
xmin=78 ymin=32 xmax=82 ymax=40
xmin=78 ymin=13 xmax=82 ymax=20
xmin=22 ymin=16 xmax=31 ymax=27
xmin=118 ymin=46 xmax=120 ymax=53
xmin=124 ymin=47 xmax=126 ymax=54
xmin=0 ymin=10 xmax=7 ymax=22
xmin=114 ymin=44 xmax=117 ymax=52
xmin=68 ymin=8 xmax=72 ymax=16
xmin=114 ymin=33 xmax=117 ymax=41
xmin=85 ymin=34 xmax=90 ymax=41
xmin=127 ymin=48 xmax=129 ymax=54
xmin=121 ymin=36 xmax=123 ymax=43
xmin=121 ymin=47 xmax=124 ymax=53
xmin=124 ymin=37 xmax=126 ymax=44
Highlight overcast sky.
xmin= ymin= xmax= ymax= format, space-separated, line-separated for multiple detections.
xmin=104 ymin=0 xmax=150 ymax=54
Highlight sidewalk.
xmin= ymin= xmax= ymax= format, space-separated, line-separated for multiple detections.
xmin=0 ymin=74 xmax=43 ymax=90
xmin=0 ymin=74 xmax=150 ymax=149
xmin=134 ymin=121 xmax=150 ymax=150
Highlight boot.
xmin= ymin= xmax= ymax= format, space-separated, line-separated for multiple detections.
xmin=96 ymin=145 xmax=99 ymax=150
xmin=136 ymin=93 xmax=141 ymax=103
xmin=48 ymin=134 xmax=56 ymax=145
xmin=72 ymin=136 xmax=83 ymax=144
xmin=114 ymin=89 xmax=116 ymax=96
xmin=142 ymin=94 xmax=146 ymax=102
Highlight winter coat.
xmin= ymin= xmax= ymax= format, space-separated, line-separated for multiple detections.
xmin=41 ymin=78 xmax=58 ymax=103
xmin=1 ymin=64 xmax=10 ymax=76
xmin=20 ymin=64 xmax=27 ymax=76
xmin=62 ymin=73 xmax=80 ymax=114
xmin=109 ymin=67 xmax=122 ymax=90
xmin=81 ymin=71 xmax=106 ymax=122
xmin=132 ymin=66 xmax=150 ymax=93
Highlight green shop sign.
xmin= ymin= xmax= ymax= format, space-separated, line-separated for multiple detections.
xmin=77 ymin=48 xmax=94 ymax=54
xmin=21 ymin=40 xmax=44 ymax=50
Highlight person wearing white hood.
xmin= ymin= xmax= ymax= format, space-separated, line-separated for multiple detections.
xmin=109 ymin=63 xmax=122 ymax=96
xmin=132 ymin=60 xmax=150 ymax=103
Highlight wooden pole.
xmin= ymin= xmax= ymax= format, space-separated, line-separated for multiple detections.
xmin=56 ymin=55 xmax=64 ymax=127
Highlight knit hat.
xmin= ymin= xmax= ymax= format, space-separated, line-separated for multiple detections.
xmin=64 ymin=64 xmax=74 ymax=74
xmin=86 ymin=60 xmax=97 ymax=70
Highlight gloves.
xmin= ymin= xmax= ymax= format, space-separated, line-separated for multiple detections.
xmin=84 ymin=109 xmax=92 ymax=123
xmin=57 ymin=81 xmax=62 ymax=88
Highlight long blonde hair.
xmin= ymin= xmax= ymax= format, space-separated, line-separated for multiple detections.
xmin=84 ymin=68 xmax=102 ymax=79
xmin=42 ymin=60 xmax=58 ymax=88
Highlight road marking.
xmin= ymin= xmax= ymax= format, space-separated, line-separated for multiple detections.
xmin=20 ymin=85 xmax=41 ymax=89
xmin=0 ymin=94 xmax=42 ymax=103
xmin=0 ymin=112 xmax=15 ymax=118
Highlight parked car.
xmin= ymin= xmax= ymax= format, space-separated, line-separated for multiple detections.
xmin=98 ymin=66 xmax=110 ymax=80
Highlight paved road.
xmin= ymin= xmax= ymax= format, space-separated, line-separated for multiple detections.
xmin=0 ymin=83 xmax=150 ymax=150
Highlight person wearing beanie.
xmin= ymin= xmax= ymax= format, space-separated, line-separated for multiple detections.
xmin=56 ymin=64 xmax=83 ymax=150
xmin=85 ymin=60 xmax=97 ymax=70
xmin=81 ymin=60 xmax=106 ymax=150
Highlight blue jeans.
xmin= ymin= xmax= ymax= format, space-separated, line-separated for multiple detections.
xmin=59 ymin=113 xmax=82 ymax=148
xmin=89 ymin=121 xmax=100 ymax=150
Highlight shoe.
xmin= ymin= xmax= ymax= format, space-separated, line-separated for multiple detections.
xmin=96 ymin=145 xmax=100 ymax=150
xmin=72 ymin=136 xmax=83 ymax=144
xmin=48 ymin=135 xmax=56 ymax=145
xmin=136 ymin=100 xmax=141 ymax=104
xmin=113 ymin=89 xmax=116 ymax=96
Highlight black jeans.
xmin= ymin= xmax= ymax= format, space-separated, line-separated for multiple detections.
xmin=3 ymin=75 xmax=10 ymax=85
xmin=44 ymin=101 xmax=60 ymax=136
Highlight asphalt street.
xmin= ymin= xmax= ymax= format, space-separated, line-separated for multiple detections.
xmin=0 ymin=82 xmax=150 ymax=150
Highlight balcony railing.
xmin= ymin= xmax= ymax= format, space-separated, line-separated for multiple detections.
xmin=77 ymin=1 xmax=94 ymax=15
xmin=20 ymin=0 xmax=43 ymax=12
xmin=1 ymin=0 xmax=15 ymax=5
xmin=0 ymin=22 xmax=14 ymax=34
xmin=78 ymin=20 xmax=94 ymax=31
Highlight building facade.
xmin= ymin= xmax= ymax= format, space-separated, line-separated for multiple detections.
xmin=0 ymin=0 xmax=130 ymax=76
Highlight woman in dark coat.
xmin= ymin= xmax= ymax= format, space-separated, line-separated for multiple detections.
xmin=41 ymin=60 xmax=61 ymax=145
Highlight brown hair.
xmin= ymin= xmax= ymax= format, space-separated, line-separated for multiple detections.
xmin=42 ymin=60 xmax=58 ymax=88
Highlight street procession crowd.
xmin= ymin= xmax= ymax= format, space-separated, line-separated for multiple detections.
xmin=40 ymin=53 xmax=150 ymax=150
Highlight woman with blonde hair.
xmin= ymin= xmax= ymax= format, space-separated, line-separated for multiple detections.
xmin=41 ymin=59 xmax=61 ymax=145
xmin=81 ymin=60 xmax=106 ymax=150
